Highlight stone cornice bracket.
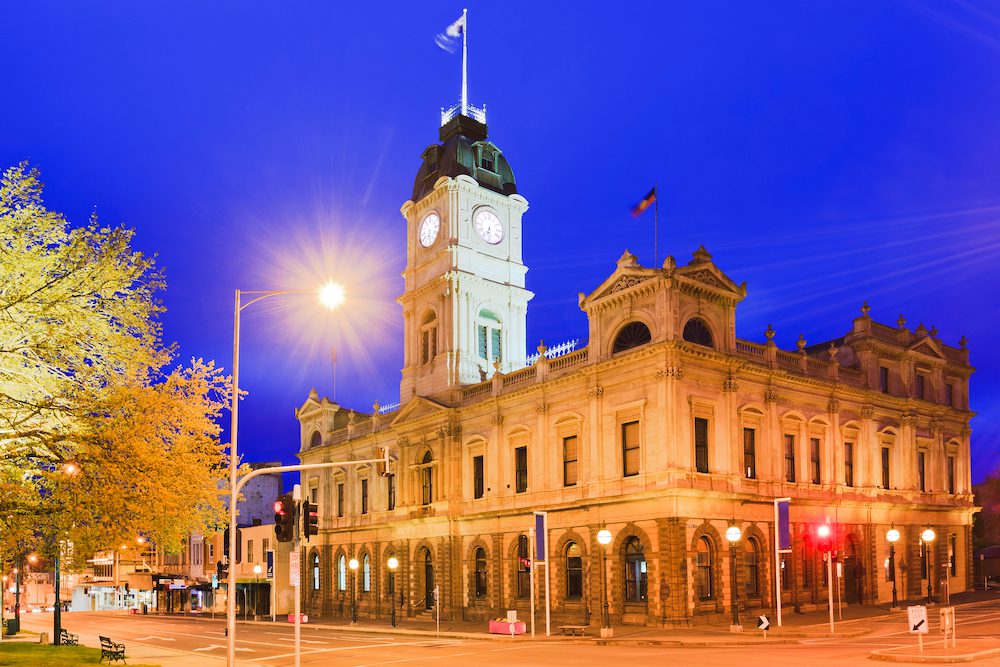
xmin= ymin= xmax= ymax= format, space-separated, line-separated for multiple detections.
xmin=899 ymin=414 xmax=918 ymax=427
xmin=827 ymin=398 xmax=840 ymax=414
xmin=656 ymin=366 xmax=683 ymax=381
xmin=491 ymin=413 xmax=505 ymax=426
xmin=436 ymin=423 xmax=462 ymax=439
xmin=764 ymin=386 xmax=779 ymax=404
xmin=535 ymin=402 xmax=550 ymax=414
xmin=587 ymin=385 xmax=604 ymax=399
xmin=396 ymin=436 xmax=410 ymax=448
xmin=723 ymin=376 xmax=739 ymax=393
xmin=860 ymin=405 xmax=875 ymax=420
xmin=929 ymin=418 xmax=945 ymax=434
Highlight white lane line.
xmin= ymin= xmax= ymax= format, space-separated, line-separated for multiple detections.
xmin=274 ymin=637 xmax=329 ymax=644
xmin=134 ymin=635 xmax=176 ymax=641
xmin=249 ymin=639 xmax=456 ymax=662
xmin=194 ymin=644 xmax=256 ymax=652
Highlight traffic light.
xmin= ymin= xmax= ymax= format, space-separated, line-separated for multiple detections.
xmin=223 ymin=527 xmax=230 ymax=558
xmin=816 ymin=523 xmax=833 ymax=553
xmin=302 ymin=500 xmax=319 ymax=540
xmin=377 ymin=447 xmax=390 ymax=477
xmin=274 ymin=493 xmax=296 ymax=543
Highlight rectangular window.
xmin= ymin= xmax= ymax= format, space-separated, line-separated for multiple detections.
xmin=515 ymin=446 xmax=528 ymax=493
xmin=430 ymin=328 xmax=437 ymax=359
xmin=880 ymin=366 xmax=890 ymax=393
xmin=622 ymin=421 xmax=640 ymax=477
xmin=421 ymin=331 xmax=429 ymax=364
xmin=743 ymin=428 xmax=756 ymax=479
xmin=263 ymin=538 xmax=269 ymax=554
xmin=563 ymin=435 xmax=579 ymax=486
xmin=844 ymin=442 xmax=854 ymax=487
xmin=784 ymin=434 xmax=796 ymax=483
xmin=248 ymin=539 xmax=254 ymax=564
xmin=917 ymin=451 xmax=926 ymax=492
xmin=948 ymin=456 xmax=956 ymax=495
xmin=208 ymin=543 xmax=214 ymax=560
xmin=694 ymin=417 xmax=709 ymax=474
xmin=882 ymin=447 xmax=891 ymax=488
xmin=491 ymin=328 xmax=502 ymax=362
xmin=915 ymin=374 xmax=926 ymax=400
xmin=337 ymin=483 xmax=344 ymax=517
xmin=473 ymin=455 xmax=485 ymax=499
xmin=387 ymin=473 xmax=395 ymax=510
xmin=310 ymin=485 xmax=318 ymax=504
xmin=361 ymin=478 xmax=369 ymax=514
xmin=946 ymin=383 xmax=954 ymax=407
xmin=949 ymin=535 xmax=957 ymax=576
xmin=810 ymin=437 xmax=821 ymax=484
xmin=478 ymin=325 xmax=488 ymax=359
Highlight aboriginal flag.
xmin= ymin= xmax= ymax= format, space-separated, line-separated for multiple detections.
xmin=631 ymin=187 xmax=657 ymax=218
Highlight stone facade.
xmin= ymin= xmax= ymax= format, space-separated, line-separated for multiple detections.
xmin=293 ymin=114 xmax=975 ymax=628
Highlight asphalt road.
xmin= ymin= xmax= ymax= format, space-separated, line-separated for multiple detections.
xmin=12 ymin=601 xmax=1000 ymax=666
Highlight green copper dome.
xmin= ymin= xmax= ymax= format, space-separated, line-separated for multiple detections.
xmin=412 ymin=115 xmax=517 ymax=202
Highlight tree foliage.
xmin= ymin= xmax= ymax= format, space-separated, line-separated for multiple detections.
xmin=0 ymin=162 xmax=231 ymax=563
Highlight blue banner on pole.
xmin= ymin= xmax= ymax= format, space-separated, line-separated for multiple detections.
xmin=534 ymin=513 xmax=546 ymax=561
xmin=266 ymin=550 xmax=274 ymax=579
xmin=777 ymin=499 xmax=791 ymax=552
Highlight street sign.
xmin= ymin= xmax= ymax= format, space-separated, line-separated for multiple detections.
xmin=266 ymin=550 xmax=274 ymax=579
xmin=908 ymin=605 xmax=928 ymax=634
xmin=290 ymin=551 xmax=300 ymax=587
xmin=211 ymin=574 xmax=218 ymax=589
xmin=757 ymin=615 xmax=770 ymax=631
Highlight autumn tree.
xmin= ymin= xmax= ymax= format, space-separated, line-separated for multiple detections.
xmin=0 ymin=162 xmax=231 ymax=564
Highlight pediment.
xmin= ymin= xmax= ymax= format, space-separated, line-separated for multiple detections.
xmin=593 ymin=273 xmax=655 ymax=301
xmin=909 ymin=338 xmax=946 ymax=360
xmin=390 ymin=396 xmax=450 ymax=426
xmin=674 ymin=263 xmax=744 ymax=297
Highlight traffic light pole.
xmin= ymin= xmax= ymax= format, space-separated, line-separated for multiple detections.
xmin=226 ymin=453 xmax=390 ymax=667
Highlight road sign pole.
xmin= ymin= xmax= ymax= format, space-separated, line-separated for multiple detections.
xmin=293 ymin=484 xmax=301 ymax=667
xmin=826 ymin=552 xmax=834 ymax=635
xmin=529 ymin=527 xmax=535 ymax=639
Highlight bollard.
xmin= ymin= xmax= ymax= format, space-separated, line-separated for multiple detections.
xmin=39 ymin=632 xmax=49 ymax=645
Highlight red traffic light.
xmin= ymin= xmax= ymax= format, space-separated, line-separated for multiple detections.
xmin=274 ymin=500 xmax=286 ymax=515
xmin=817 ymin=524 xmax=832 ymax=539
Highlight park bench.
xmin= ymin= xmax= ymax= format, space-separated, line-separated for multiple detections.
xmin=60 ymin=628 xmax=79 ymax=645
xmin=99 ymin=635 xmax=126 ymax=664
xmin=558 ymin=624 xmax=587 ymax=636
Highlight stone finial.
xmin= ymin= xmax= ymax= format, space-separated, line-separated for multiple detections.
xmin=373 ymin=400 xmax=380 ymax=413
xmin=796 ymin=334 xmax=807 ymax=353
xmin=828 ymin=342 xmax=839 ymax=363
xmin=537 ymin=340 xmax=548 ymax=356
xmin=929 ymin=325 xmax=939 ymax=338
xmin=765 ymin=324 xmax=776 ymax=341
xmin=662 ymin=255 xmax=676 ymax=271
xmin=493 ymin=358 xmax=502 ymax=372
xmin=692 ymin=245 xmax=712 ymax=263
xmin=959 ymin=336 xmax=968 ymax=349
xmin=861 ymin=301 xmax=871 ymax=316
xmin=347 ymin=409 xmax=356 ymax=424
xmin=897 ymin=314 xmax=907 ymax=329
xmin=309 ymin=387 xmax=319 ymax=400
xmin=915 ymin=323 xmax=928 ymax=337
xmin=617 ymin=249 xmax=639 ymax=268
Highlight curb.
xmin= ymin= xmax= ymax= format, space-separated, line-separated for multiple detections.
xmin=870 ymin=647 xmax=1000 ymax=663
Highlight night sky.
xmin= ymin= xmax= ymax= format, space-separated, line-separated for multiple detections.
xmin=3 ymin=2 xmax=998 ymax=481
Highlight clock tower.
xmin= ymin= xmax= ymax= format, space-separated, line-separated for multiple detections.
xmin=398 ymin=110 xmax=532 ymax=401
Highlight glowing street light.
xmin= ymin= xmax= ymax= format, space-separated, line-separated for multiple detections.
xmin=597 ymin=528 xmax=613 ymax=638
xmin=726 ymin=525 xmax=742 ymax=631
xmin=387 ymin=557 xmax=399 ymax=628
xmin=886 ymin=527 xmax=900 ymax=609
xmin=252 ymin=564 xmax=263 ymax=620
xmin=922 ymin=528 xmax=936 ymax=604
xmin=226 ymin=282 xmax=344 ymax=666
xmin=349 ymin=558 xmax=359 ymax=624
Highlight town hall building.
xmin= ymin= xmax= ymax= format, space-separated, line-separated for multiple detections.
xmin=294 ymin=102 xmax=976 ymax=629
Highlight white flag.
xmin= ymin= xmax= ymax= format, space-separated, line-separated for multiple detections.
xmin=435 ymin=14 xmax=465 ymax=53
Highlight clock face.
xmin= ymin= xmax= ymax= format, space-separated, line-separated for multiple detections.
xmin=418 ymin=212 xmax=440 ymax=247
xmin=473 ymin=209 xmax=503 ymax=244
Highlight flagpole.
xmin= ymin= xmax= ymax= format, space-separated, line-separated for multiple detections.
xmin=461 ymin=7 xmax=468 ymax=117
xmin=654 ymin=183 xmax=659 ymax=267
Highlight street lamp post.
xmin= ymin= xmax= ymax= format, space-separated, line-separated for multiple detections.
xmin=349 ymin=558 xmax=359 ymax=624
xmin=886 ymin=528 xmax=900 ymax=609
xmin=922 ymin=528 xmax=936 ymax=605
xmin=226 ymin=283 xmax=344 ymax=667
xmin=597 ymin=528 xmax=612 ymax=639
xmin=252 ymin=565 xmax=262 ymax=621
xmin=726 ymin=525 xmax=742 ymax=632
xmin=387 ymin=557 xmax=399 ymax=628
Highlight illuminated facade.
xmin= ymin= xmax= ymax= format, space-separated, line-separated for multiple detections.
xmin=294 ymin=111 xmax=976 ymax=627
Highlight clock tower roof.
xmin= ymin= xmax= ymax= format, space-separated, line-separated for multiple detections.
xmin=412 ymin=115 xmax=517 ymax=202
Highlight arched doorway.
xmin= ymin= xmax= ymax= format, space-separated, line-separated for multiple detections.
xmin=842 ymin=537 xmax=861 ymax=604
xmin=423 ymin=549 xmax=435 ymax=610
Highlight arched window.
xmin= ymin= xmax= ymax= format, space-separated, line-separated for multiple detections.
xmin=362 ymin=554 xmax=371 ymax=593
xmin=420 ymin=311 xmax=438 ymax=365
xmin=623 ymin=537 xmax=647 ymax=602
xmin=477 ymin=309 xmax=502 ymax=363
xmin=309 ymin=430 xmax=322 ymax=450
xmin=474 ymin=547 xmax=487 ymax=598
xmin=612 ymin=321 xmax=652 ymax=353
xmin=566 ymin=542 xmax=583 ymax=600
xmin=745 ymin=537 xmax=760 ymax=598
xmin=421 ymin=451 xmax=433 ymax=505
xmin=311 ymin=552 xmax=320 ymax=591
xmin=683 ymin=318 xmax=714 ymax=348
xmin=337 ymin=554 xmax=347 ymax=591
xmin=802 ymin=535 xmax=813 ymax=589
xmin=695 ymin=536 xmax=714 ymax=600
xmin=516 ymin=535 xmax=530 ymax=598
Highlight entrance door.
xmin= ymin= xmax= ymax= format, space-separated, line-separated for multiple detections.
xmin=842 ymin=539 xmax=861 ymax=605
xmin=424 ymin=551 xmax=435 ymax=610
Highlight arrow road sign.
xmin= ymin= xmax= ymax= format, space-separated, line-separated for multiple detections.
xmin=907 ymin=605 xmax=929 ymax=634
xmin=757 ymin=615 xmax=770 ymax=631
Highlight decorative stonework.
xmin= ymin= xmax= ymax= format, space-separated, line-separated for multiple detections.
xmin=436 ymin=423 xmax=462 ymax=438
xmin=491 ymin=414 xmax=505 ymax=425
xmin=929 ymin=418 xmax=945 ymax=433
xmin=587 ymin=386 xmax=604 ymax=398
xmin=686 ymin=269 xmax=728 ymax=290
xmin=723 ymin=376 xmax=739 ymax=392
xmin=396 ymin=436 xmax=410 ymax=448
xmin=827 ymin=399 xmax=840 ymax=414
xmin=535 ymin=402 xmax=550 ymax=414
xmin=764 ymin=387 xmax=778 ymax=403
xmin=608 ymin=275 xmax=645 ymax=294
xmin=656 ymin=366 xmax=684 ymax=380
xmin=861 ymin=405 xmax=875 ymax=419
xmin=900 ymin=414 xmax=918 ymax=427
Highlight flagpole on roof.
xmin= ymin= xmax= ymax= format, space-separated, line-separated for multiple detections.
xmin=462 ymin=8 xmax=468 ymax=117
xmin=654 ymin=183 xmax=659 ymax=267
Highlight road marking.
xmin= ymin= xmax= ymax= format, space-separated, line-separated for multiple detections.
xmin=194 ymin=644 xmax=255 ymax=652
xmin=134 ymin=635 xmax=176 ymax=641
xmin=275 ymin=636 xmax=329 ymax=644
xmin=250 ymin=639 xmax=455 ymax=662
xmin=353 ymin=643 xmax=538 ymax=667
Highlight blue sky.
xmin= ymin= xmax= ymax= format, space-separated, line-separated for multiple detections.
xmin=2 ymin=1 xmax=998 ymax=480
